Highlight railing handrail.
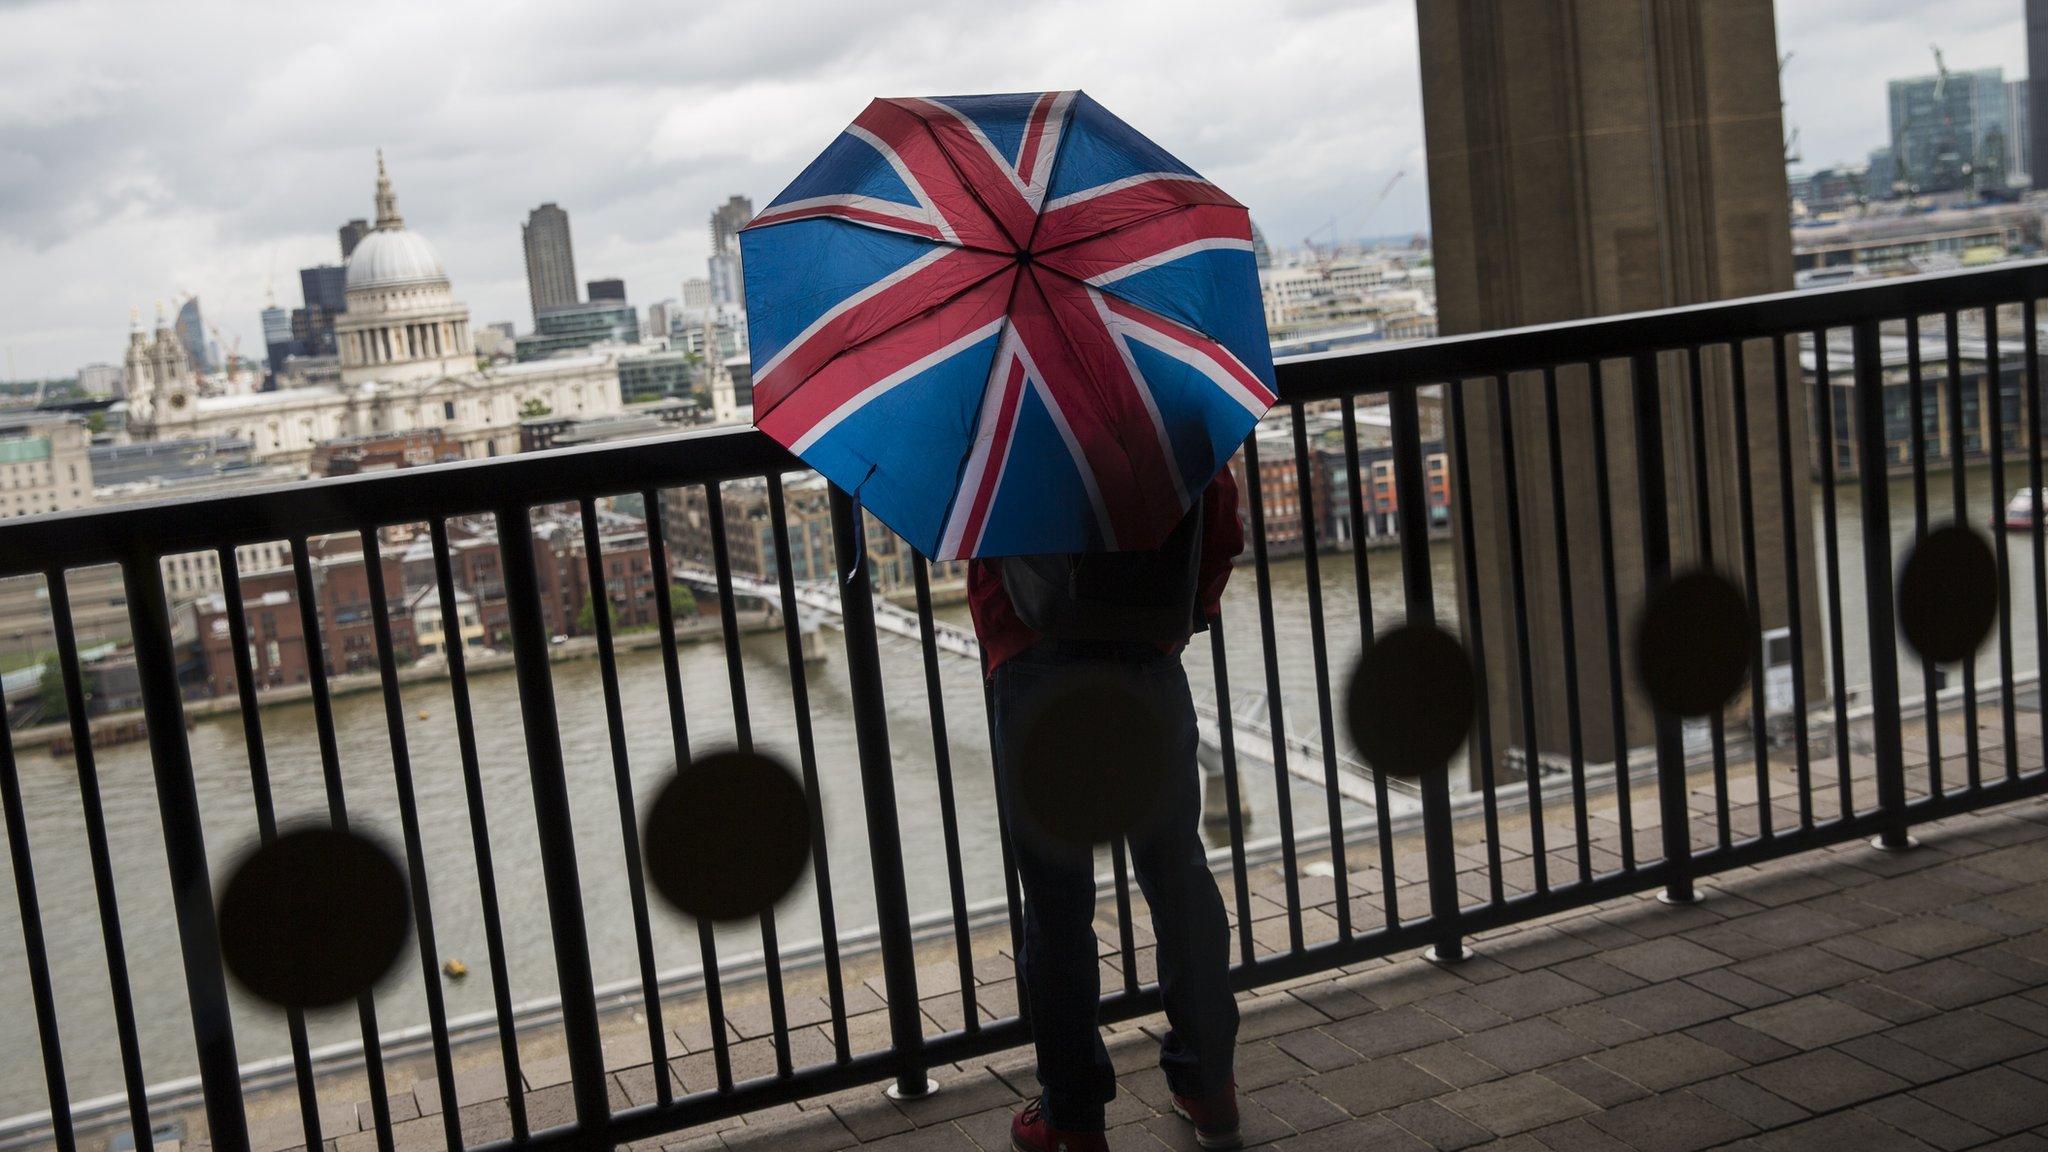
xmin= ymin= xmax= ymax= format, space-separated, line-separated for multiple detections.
xmin=7 ymin=258 xmax=2047 ymax=578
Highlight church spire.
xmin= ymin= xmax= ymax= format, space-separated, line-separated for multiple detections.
xmin=374 ymin=149 xmax=404 ymax=230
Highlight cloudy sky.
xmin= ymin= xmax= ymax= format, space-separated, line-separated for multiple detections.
xmin=0 ymin=0 xmax=2033 ymax=379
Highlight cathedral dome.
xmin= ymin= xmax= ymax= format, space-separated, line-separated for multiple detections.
xmin=344 ymin=151 xmax=448 ymax=291
xmin=346 ymin=228 xmax=447 ymax=290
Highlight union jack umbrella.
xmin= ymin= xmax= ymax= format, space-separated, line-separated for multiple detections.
xmin=740 ymin=91 xmax=1277 ymax=559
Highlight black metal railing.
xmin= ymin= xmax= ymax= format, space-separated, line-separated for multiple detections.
xmin=2 ymin=261 xmax=2048 ymax=1152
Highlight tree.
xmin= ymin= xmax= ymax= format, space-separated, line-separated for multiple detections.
xmin=519 ymin=398 xmax=552 ymax=419
xmin=34 ymin=656 xmax=88 ymax=725
xmin=575 ymin=596 xmax=618 ymax=635
xmin=85 ymin=411 xmax=106 ymax=435
xmin=670 ymin=583 xmax=696 ymax=618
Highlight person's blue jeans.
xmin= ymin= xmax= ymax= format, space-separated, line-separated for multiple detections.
xmin=991 ymin=641 xmax=1238 ymax=1132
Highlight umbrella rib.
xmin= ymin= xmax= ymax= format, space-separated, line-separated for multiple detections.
xmin=890 ymin=98 xmax=1028 ymax=253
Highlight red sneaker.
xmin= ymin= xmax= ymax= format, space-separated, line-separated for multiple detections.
xmin=1011 ymin=1098 xmax=1109 ymax=1152
xmin=1171 ymin=1081 xmax=1242 ymax=1150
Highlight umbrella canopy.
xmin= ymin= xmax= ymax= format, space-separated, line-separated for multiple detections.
xmin=741 ymin=90 xmax=1276 ymax=559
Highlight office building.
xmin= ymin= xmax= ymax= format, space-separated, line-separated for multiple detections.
xmin=0 ymin=413 xmax=93 ymax=519
xmin=291 ymin=264 xmax=348 ymax=358
xmin=2032 ymin=0 xmax=2048 ymax=191
xmin=515 ymin=301 xmax=639 ymax=362
xmin=74 ymin=363 xmax=122 ymax=398
xmin=587 ymin=277 xmax=626 ymax=302
xmin=2008 ymin=79 xmax=2032 ymax=184
xmin=644 ymin=298 xmax=682 ymax=341
xmin=615 ymin=348 xmax=698 ymax=404
xmin=174 ymin=297 xmax=216 ymax=374
xmin=1888 ymin=65 xmax=2013 ymax=194
xmin=523 ymin=202 xmax=579 ymax=322
xmin=339 ymin=217 xmax=370 ymax=260
xmin=708 ymin=195 xmax=752 ymax=309
xmin=681 ymin=278 xmax=711 ymax=312
xmin=261 ymin=304 xmax=293 ymax=373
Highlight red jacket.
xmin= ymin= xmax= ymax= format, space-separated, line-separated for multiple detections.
xmin=967 ymin=467 xmax=1245 ymax=674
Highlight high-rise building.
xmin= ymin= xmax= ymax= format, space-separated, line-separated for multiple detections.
xmin=644 ymin=298 xmax=681 ymax=341
xmin=291 ymin=264 xmax=348 ymax=358
xmin=261 ymin=303 xmax=294 ymax=373
xmin=2008 ymin=79 xmax=2033 ymax=185
xmin=522 ymin=203 xmax=579 ymax=323
xmin=74 ymin=363 xmax=123 ymax=398
xmin=708 ymin=195 xmax=752 ymax=309
xmin=681 ymin=278 xmax=711 ymax=311
xmin=173 ymin=297 xmax=219 ymax=375
xmin=1888 ymin=65 xmax=2012 ymax=194
xmin=339 ymin=218 xmax=370 ymax=260
xmin=0 ymin=413 xmax=93 ymax=520
xmin=2031 ymin=0 xmax=2048 ymax=191
xmin=587 ymin=277 xmax=626 ymax=302
xmin=515 ymin=301 xmax=639 ymax=361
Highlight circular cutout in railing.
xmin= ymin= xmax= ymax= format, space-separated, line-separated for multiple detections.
xmin=1635 ymin=569 xmax=1754 ymax=717
xmin=1011 ymin=672 xmax=1173 ymax=847
xmin=644 ymin=750 xmax=812 ymax=922
xmin=218 ymin=826 xmax=411 ymax=1009
xmin=1899 ymin=523 xmax=1998 ymax=665
xmin=1344 ymin=622 xmax=1476 ymax=778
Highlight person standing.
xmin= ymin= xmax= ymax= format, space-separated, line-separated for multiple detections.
xmin=971 ymin=466 xmax=1246 ymax=1152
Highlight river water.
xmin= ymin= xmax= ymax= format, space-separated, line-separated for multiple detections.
xmin=0 ymin=462 xmax=2039 ymax=1118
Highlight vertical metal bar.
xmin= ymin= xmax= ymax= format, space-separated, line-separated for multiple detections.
xmin=768 ymin=477 xmax=852 ymax=1058
xmin=1448 ymin=380 xmax=1507 ymax=901
xmin=0 ymin=617 xmax=76 ymax=1152
xmin=642 ymin=495 xmax=734 ymax=1090
xmin=1686 ymin=346 xmax=1734 ymax=850
xmin=1728 ymin=348 xmax=1774 ymax=840
xmin=1908 ymin=320 xmax=1942 ymax=798
xmin=217 ymin=556 xmax=325 ymax=1148
xmin=1586 ymin=363 xmax=1636 ymax=867
xmin=46 ymin=571 xmax=153 ymax=1149
xmin=1110 ymin=839 xmax=1140 ymax=995
xmin=828 ymin=484 xmax=930 ymax=1097
xmin=909 ymin=554 xmax=978 ymax=1032
xmin=493 ymin=507 xmax=610 ymax=1132
xmin=125 ymin=552 xmax=248 ymax=1152
xmin=1492 ymin=373 xmax=1549 ymax=891
xmin=1813 ymin=331 xmax=1856 ymax=817
xmin=1341 ymin=399 xmax=1401 ymax=922
xmin=1204 ymin=622 xmax=1257 ymax=965
xmin=1392 ymin=385 xmax=1464 ymax=961
xmin=1628 ymin=352 xmax=1695 ymax=904
xmin=576 ymin=502 xmax=672 ymax=1098
xmin=1290 ymin=407 xmax=1351 ymax=937
xmin=1852 ymin=322 xmax=1913 ymax=849
xmin=1239 ymin=433 xmax=1303 ymax=952
xmin=1540 ymin=369 xmax=1593 ymax=883
xmin=1945 ymin=310 xmax=1983 ymax=788
xmin=704 ymin=485 xmax=792 ymax=1078
xmin=428 ymin=521 xmax=528 ymax=1138
xmin=1984 ymin=307 xmax=2020 ymax=783
xmin=1773 ymin=335 xmax=1816 ymax=829
xmin=359 ymin=531 xmax=464 ymax=1149
xmin=289 ymin=536 xmax=394 ymax=1152
xmin=2028 ymin=300 xmax=2047 ymax=752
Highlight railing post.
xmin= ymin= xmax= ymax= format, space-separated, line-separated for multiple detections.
xmin=495 ymin=504 xmax=611 ymax=1135
xmin=1852 ymin=321 xmax=1917 ymax=850
xmin=1392 ymin=386 xmax=1466 ymax=963
xmin=1629 ymin=352 xmax=1700 ymax=905
xmin=829 ymin=486 xmax=933 ymax=1099
xmin=123 ymin=554 xmax=250 ymax=1152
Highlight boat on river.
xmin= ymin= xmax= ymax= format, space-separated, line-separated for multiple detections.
xmin=2000 ymin=488 xmax=2047 ymax=531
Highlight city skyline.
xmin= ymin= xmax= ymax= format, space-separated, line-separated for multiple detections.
xmin=0 ymin=0 xmax=2032 ymax=378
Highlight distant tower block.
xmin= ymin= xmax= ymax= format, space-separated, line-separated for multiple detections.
xmin=1417 ymin=0 xmax=1824 ymax=780
xmin=523 ymin=203 xmax=579 ymax=323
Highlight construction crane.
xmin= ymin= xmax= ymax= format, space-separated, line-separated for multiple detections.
xmin=208 ymin=323 xmax=243 ymax=388
xmin=1302 ymin=170 xmax=1406 ymax=263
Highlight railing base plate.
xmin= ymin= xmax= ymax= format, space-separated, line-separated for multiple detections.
xmin=1870 ymin=833 xmax=1921 ymax=853
xmin=1656 ymin=887 xmax=1705 ymax=906
xmin=1422 ymin=944 xmax=1470 ymax=966
xmin=886 ymin=1077 xmax=940 ymax=1102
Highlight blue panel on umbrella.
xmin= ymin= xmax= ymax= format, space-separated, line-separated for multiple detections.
xmin=976 ymin=381 xmax=1108 ymax=557
xmin=928 ymin=92 xmax=1045 ymax=167
xmin=765 ymin=130 xmax=923 ymax=210
xmin=741 ymin=220 xmax=948 ymax=371
xmin=1092 ymin=247 xmax=1277 ymax=389
xmin=1125 ymin=339 xmax=1262 ymax=492
xmin=802 ymin=327 xmax=1004 ymax=555
xmin=1045 ymin=92 xmax=1201 ymax=206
